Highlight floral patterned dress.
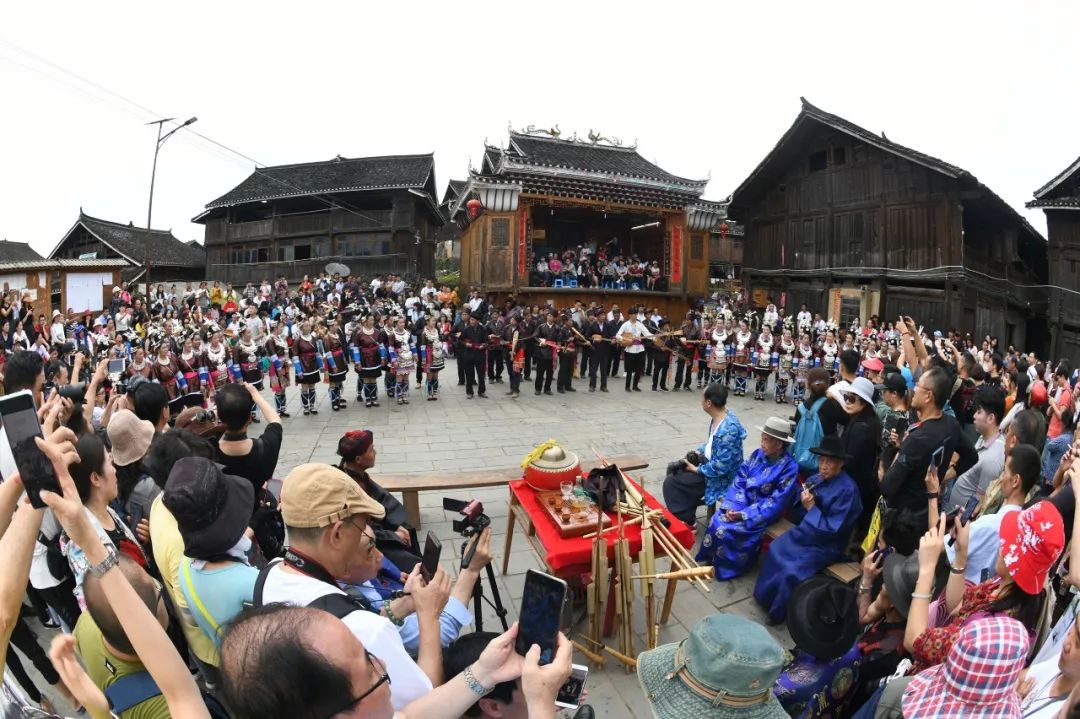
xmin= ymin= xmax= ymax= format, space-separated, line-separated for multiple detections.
xmin=911 ymin=578 xmax=1006 ymax=672
xmin=699 ymin=412 xmax=748 ymax=505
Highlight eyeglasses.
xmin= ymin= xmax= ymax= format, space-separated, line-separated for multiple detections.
xmin=344 ymin=516 xmax=377 ymax=556
xmin=326 ymin=650 xmax=390 ymax=718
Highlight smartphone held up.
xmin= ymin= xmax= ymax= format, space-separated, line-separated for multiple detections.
xmin=0 ymin=390 xmax=60 ymax=508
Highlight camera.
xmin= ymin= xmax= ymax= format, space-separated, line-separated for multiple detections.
xmin=114 ymin=381 xmax=128 ymax=396
xmin=57 ymin=383 xmax=87 ymax=405
xmin=685 ymin=450 xmax=705 ymax=466
xmin=444 ymin=498 xmax=490 ymax=537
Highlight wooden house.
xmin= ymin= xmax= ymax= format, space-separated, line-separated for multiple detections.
xmin=449 ymin=128 xmax=726 ymax=317
xmin=193 ymin=154 xmax=445 ymax=284
xmin=1028 ymin=156 xmax=1080 ymax=361
xmin=49 ymin=211 xmax=206 ymax=285
xmin=728 ymin=98 xmax=1048 ymax=351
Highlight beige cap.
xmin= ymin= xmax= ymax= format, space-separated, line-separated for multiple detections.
xmin=280 ymin=463 xmax=386 ymax=528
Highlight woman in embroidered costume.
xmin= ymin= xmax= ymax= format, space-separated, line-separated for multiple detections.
xmin=707 ymin=320 xmax=729 ymax=388
xmin=388 ymin=317 xmax=416 ymax=405
xmin=351 ymin=314 xmax=385 ymax=408
xmin=732 ymin=320 xmax=753 ymax=397
xmin=820 ymin=329 xmax=840 ymax=381
xmin=793 ymin=333 xmax=815 ymax=406
xmin=150 ymin=341 xmax=185 ymax=416
xmin=126 ymin=347 xmax=153 ymax=383
xmin=265 ymin=320 xmax=292 ymax=417
xmin=418 ymin=317 xmax=446 ymax=401
xmin=233 ymin=326 xmax=264 ymax=423
xmin=323 ymin=319 xmax=349 ymax=411
xmin=203 ymin=330 xmax=231 ymax=394
xmin=177 ymin=337 xmax=205 ymax=408
xmin=753 ymin=324 xmax=775 ymax=401
xmin=292 ymin=320 xmax=321 ymax=415
xmin=774 ymin=329 xmax=796 ymax=404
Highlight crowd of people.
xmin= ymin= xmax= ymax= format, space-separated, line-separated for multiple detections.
xmin=531 ymin=248 xmax=667 ymax=292
xmin=1 ymin=273 xmax=1080 ymax=719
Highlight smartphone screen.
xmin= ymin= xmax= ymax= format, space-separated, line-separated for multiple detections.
xmin=107 ymin=358 xmax=126 ymax=375
xmin=515 ymin=569 xmax=567 ymax=665
xmin=554 ymin=664 xmax=588 ymax=709
xmin=930 ymin=445 xmax=945 ymax=469
xmin=421 ymin=531 xmax=442 ymax=582
xmin=960 ymin=494 xmax=980 ymax=525
xmin=0 ymin=391 xmax=58 ymax=509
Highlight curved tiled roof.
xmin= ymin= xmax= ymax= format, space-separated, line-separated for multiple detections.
xmin=66 ymin=213 xmax=205 ymax=268
xmin=204 ymin=154 xmax=436 ymax=209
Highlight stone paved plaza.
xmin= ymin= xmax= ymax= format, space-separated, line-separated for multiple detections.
xmin=264 ymin=360 xmax=794 ymax=719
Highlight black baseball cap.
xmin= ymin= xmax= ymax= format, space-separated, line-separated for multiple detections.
xmin=882 ymin=373 xmax=908 ymax=394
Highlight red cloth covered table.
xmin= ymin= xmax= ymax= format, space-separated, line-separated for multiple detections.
xmin=503 ymin=476 xmax=695 ymax=579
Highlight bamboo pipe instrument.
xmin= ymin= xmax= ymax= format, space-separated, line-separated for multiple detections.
xmin=583 ymin=509 xmax=662 ymax=538
xmin=632 ymin=566 xmax=715 ymax=581
xmin=648 ymin=525 xmax=710 ymax=593
xmin=571 ymin=640 xmax=606 ymax=665
xmin=576 ymin=635 xmax=639 ymax=669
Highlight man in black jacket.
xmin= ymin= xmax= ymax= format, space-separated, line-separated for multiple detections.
xmin=534 ymin=312 xmax=560 ymax=396
xmin=460 ymin=314 xmax=489 ymax=399
xmin=881 ymin=366 xmax=977 ymax=554
xmin=584 ymin=309 xmax=609 ymax=392
xmin=452 ymin=309 xmax=470 ymax=386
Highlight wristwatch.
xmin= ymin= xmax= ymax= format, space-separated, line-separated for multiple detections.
xmin=925 ymin=491 xmax=940 ymax=501
xmin=88 ymin=551 xmax=119 ymax=578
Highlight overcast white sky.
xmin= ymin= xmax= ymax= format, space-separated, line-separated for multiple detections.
xmin=1 ymin=2 xmax=1077 ymax=256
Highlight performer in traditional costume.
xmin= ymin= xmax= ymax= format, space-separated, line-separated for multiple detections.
xmin=793 ymin=333 xmax=815 ymax=406
xmin=673 ymin=313 xmax=700 ymax=391
xmin=731 ymin=320 xmax=753 ymax=397
xmin=775 ymin=329 xmax=796 ymax=404
xmin=696 ymin=417 xmax=798 ymax=579
xmin=233 ymin=326 xmax=264 ymax=422
xmin=292 ymin=320 xmax=321 ymax=415
xmin=323 ymin=321 xmax=349 ymax=411
xmin=203 ymin=331 xmax=231 ymax=394
xmin=707 ymin=320 xmax=729 ymax=387
xmin=503 ymin=314 xmax=524 ymax=399
xmin=485 ymin=313 xmax=505 ymax=384
xmin=177 ymin=337 xmax=205 ymax=409
xmin=151 ymin=341 xmax=185 ymax=416
xmin=265 ymin=321 xmax=291 ymax=417
xmin=351 ymin=314 xmax=385 ymax=408
xmin=753 ymin=325 xmax=775 ymax=401
xmin=555 ymin=314 xmax=577 ymax=393
xmin=820 ymin=330 xmax=840 ymax=381
xmin=753 ymin=436 xmax=862 ymax=624
xmin=695 ymin=318 xmax=713 ymax=388
xmin=127 ymin=347 xmax=153 ymax=384
xmin=388 ymin=317 xmax=417 ymax=405
xmin=419 ymin=318 xmax=446 ymax=401
xmin=663 ymin=384 xmax=746 ymax=526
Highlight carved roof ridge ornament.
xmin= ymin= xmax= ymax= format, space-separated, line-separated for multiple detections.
xmin=587 ymin=129 xmax=623 ymax=147
xmin=519 ymin=124 xmax=561 ymax=138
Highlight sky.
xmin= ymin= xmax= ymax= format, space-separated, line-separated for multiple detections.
xmin=1 ymin=2 xmax=1077 ymax=256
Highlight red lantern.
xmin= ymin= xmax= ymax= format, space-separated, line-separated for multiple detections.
xmin=466 ymin=198 xmax=483 ymax=219
xmin=718 ymin=221 xmax=730 ymax=239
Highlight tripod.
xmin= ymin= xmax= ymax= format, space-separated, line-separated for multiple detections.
xmin=460 ymin=536 xmax=509 ymax=632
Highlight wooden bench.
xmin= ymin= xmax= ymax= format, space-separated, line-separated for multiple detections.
xmin=379 ymin=454 xmax=649 ymax=529
xmin=764 ymin=518 xmax=863 ymax=586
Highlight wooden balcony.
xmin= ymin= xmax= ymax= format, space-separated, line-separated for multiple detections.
xmin=220 ymin=209 xmax=395 ymax=243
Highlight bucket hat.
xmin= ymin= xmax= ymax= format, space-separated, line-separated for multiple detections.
xmin=164 ymin=457 xmax=254 ymax=558
xmin=901 ymin=616 xmax=1028 ymax=718
xmin=998 ymin=500 xmax=1065 ymax=594
xmin=638 ymin=614 xmax=787 ymax=719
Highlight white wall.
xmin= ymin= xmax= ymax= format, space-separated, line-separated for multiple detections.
xmin=65 ymin=272 xmax=113 ymax=312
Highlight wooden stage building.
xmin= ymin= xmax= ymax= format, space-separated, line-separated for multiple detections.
xmin=1029 ymin=155 xmax=1080 ymax=363
xmin=448 ymin=127 xmax=727 ymax=318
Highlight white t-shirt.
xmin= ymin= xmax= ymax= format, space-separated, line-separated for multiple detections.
xmin=260 ymin=564 xmax=432 ymax=709
xmin=1019 ymin=657 xmax=1067 ymax=719
xmin=616 ymin=320 xmax=653 ymax=354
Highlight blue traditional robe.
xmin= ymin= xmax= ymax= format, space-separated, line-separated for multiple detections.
xmin=753 ymin=470 xmax=862 ymax=623
xmin=699 ymin=412 xmax=747 ymax=506
xmin=697 ymin=449 xmax=799 ymax=580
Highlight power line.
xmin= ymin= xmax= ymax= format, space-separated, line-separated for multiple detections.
xmin=0 ymin=37 xmax=400 ymax=227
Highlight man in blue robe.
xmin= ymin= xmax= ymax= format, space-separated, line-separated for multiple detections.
xmin=696 ymin=417 xmax=799 ymax=580
xmin=754 ymin=435 xmax=862 ymax=624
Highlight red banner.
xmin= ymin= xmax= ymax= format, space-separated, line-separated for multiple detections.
xmin=517 ymin=208 xmax=528 ymax=278
xmin=670 ymin=224 xmax=683 ymax=284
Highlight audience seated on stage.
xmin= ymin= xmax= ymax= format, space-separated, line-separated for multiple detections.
xmin=754 ymin=435 xmax=862 ymax=624
xmin=662 ymin=384 xmax=746 ymax=525
xmin=696 ymin=417 xmax=798 ymax=580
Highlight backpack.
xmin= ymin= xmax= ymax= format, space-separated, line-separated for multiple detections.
xmin=104 ymin=671 xmax=230 ymax=719
xmin=37 ymin=530 xmax=74 ymax=584
xmin=793 ymin=396 xmax=826 ymax=475
xmin=251 ymin=559 xmax=374 ymax=619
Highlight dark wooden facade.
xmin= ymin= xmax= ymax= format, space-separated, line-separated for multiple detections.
xmin=450 ymin=129 xmax=726 ymax=312
xmin=730 ymin=99 xmax=1048 ymax=351
xmin=194 ymin=154 xmax=444 ymax=284
xmin=1029 ymin=156 xmax=1080 ymax=363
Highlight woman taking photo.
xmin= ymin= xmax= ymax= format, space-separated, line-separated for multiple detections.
xmin=62 ymin=433 xmax=146 ymax=609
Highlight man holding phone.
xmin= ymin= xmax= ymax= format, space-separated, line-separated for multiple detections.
xmin=942 ymin=386 xmax=1006 ymax=513
xmin=880 ymin=366 xmax=977 ymax=555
